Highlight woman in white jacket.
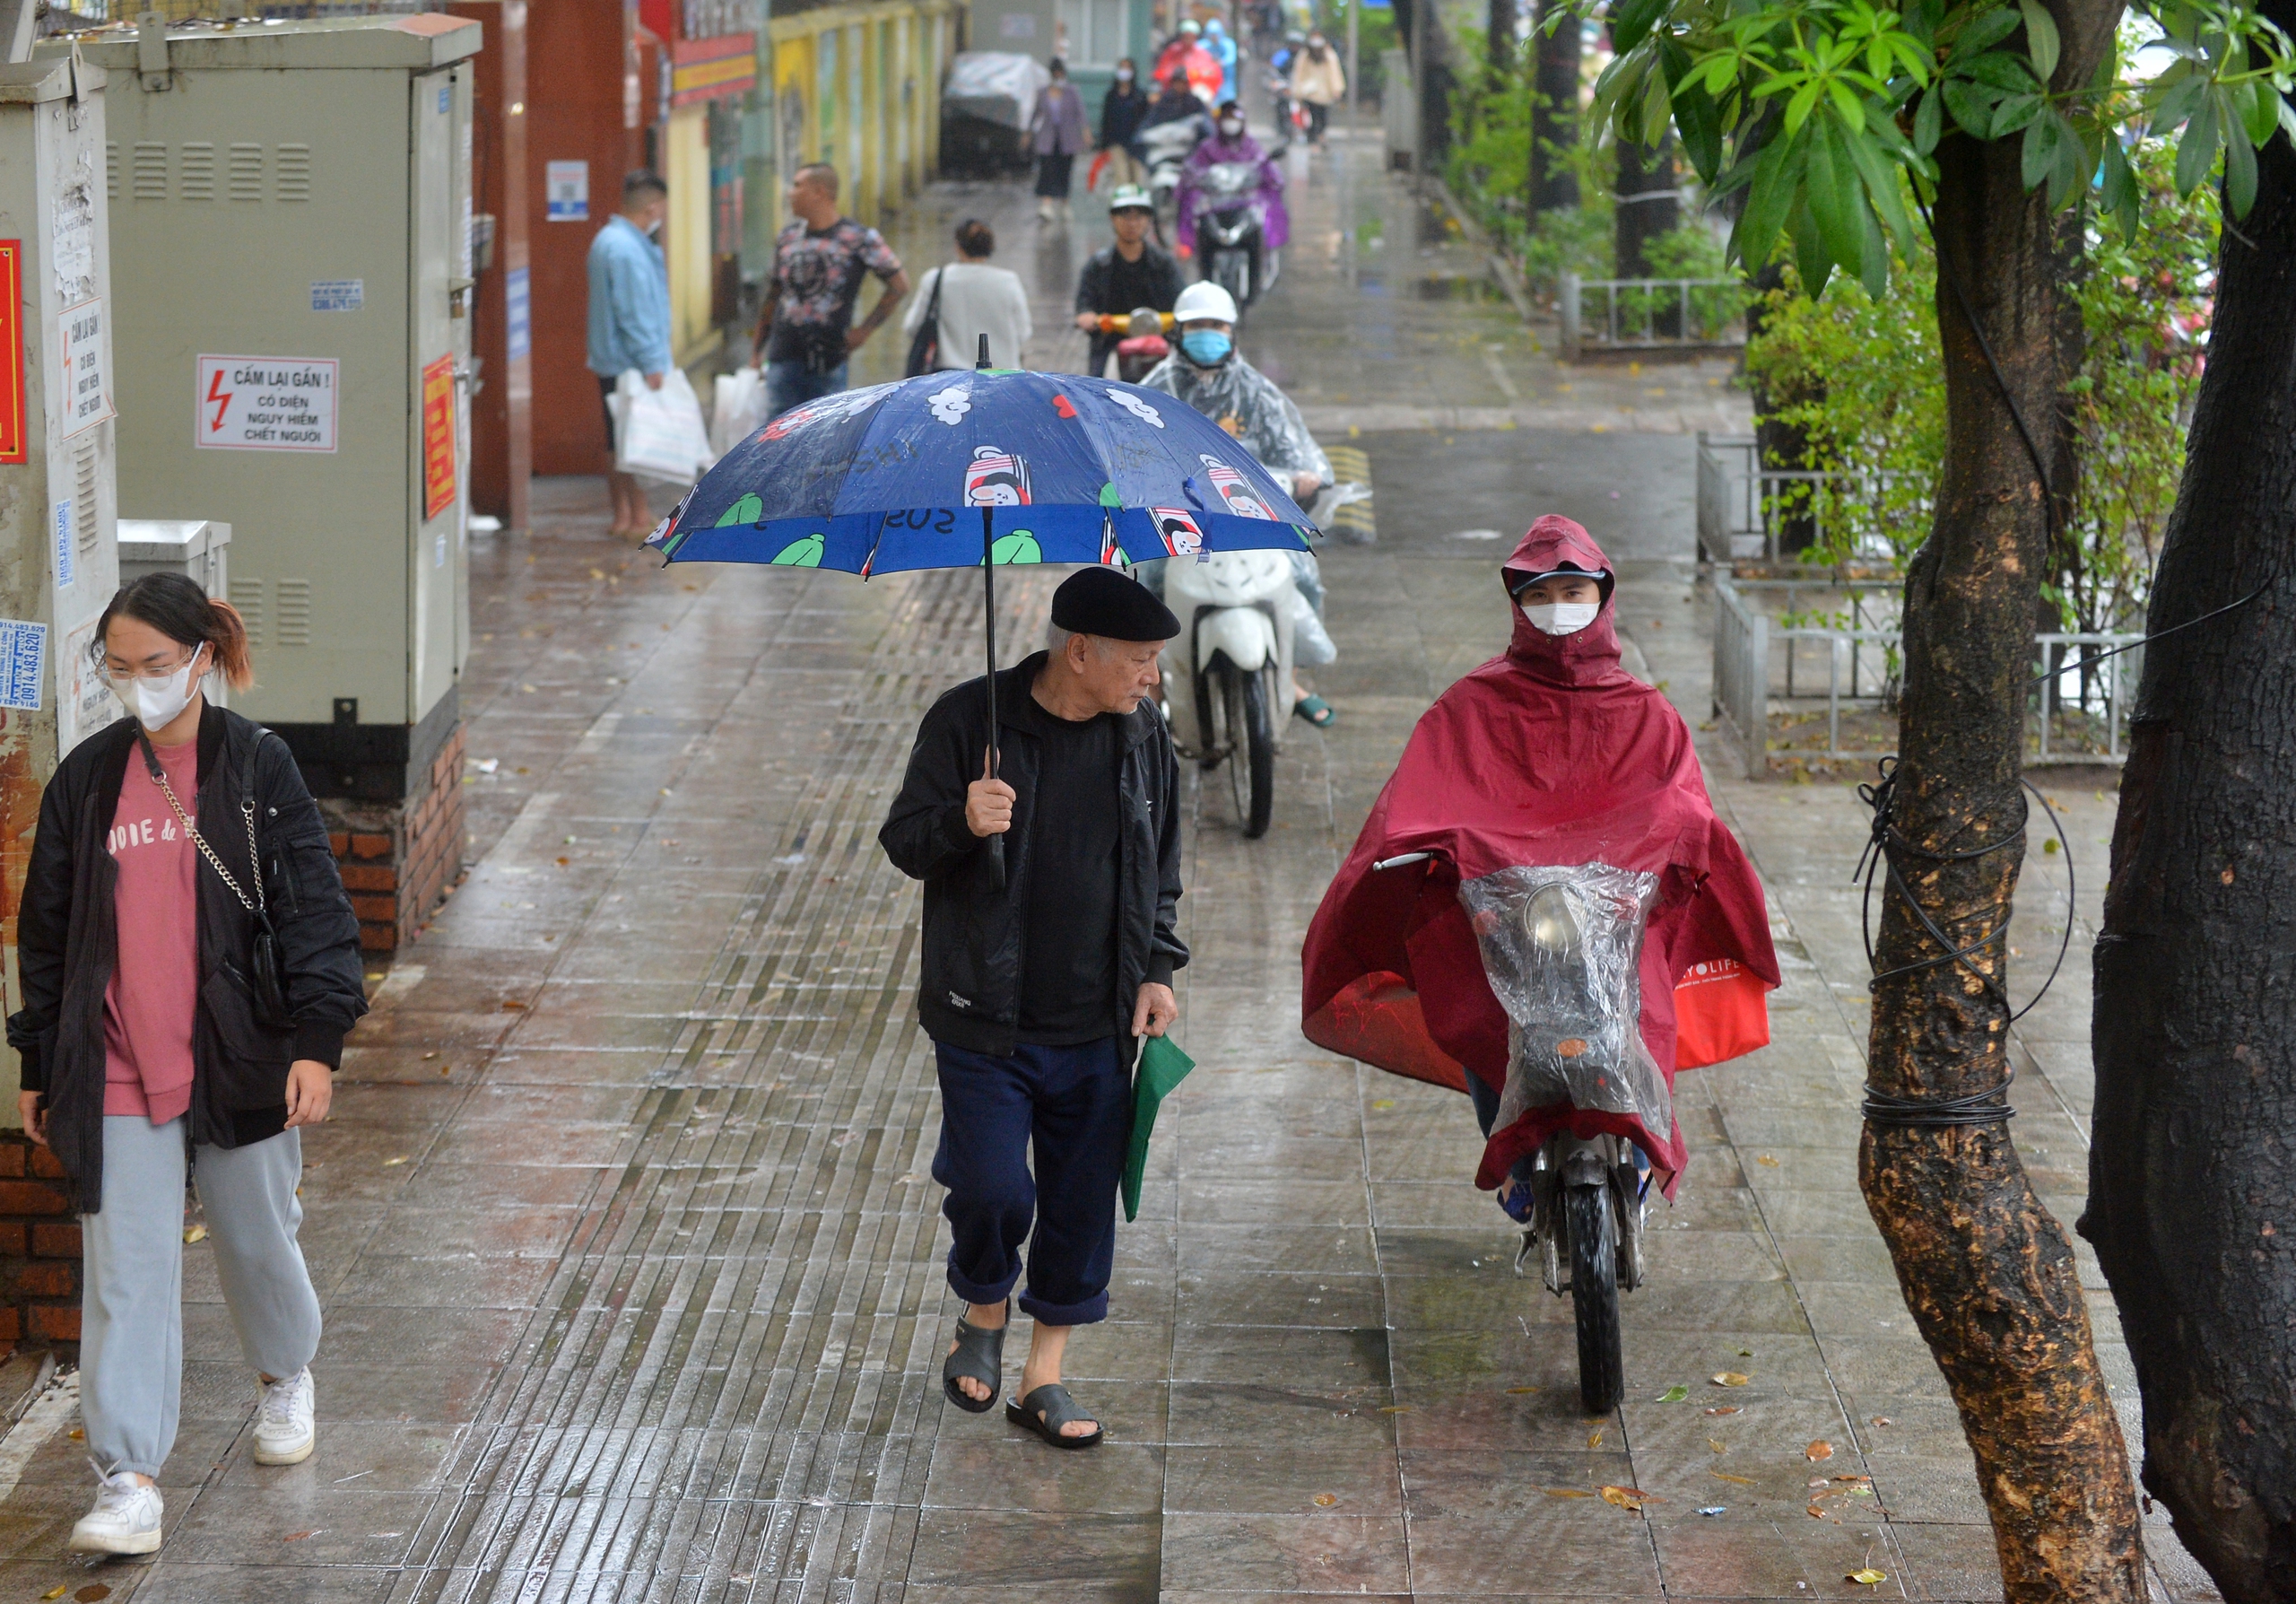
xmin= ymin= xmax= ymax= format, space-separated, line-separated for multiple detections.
xmin=902 ymin=219 xmax=1035 ymax=371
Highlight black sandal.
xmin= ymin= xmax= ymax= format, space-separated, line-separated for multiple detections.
xmin=941 ymin=1303 xmax=1009 ymax=1414
xmin=1006 ymin=1382 xmax=1104 ymax=1450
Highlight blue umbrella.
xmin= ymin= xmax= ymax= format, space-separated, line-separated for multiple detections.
xmin=646 ymin=346 xmax=1318 ymax=884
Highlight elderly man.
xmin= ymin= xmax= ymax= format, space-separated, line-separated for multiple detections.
xmin=879 ymin=568 xmax=1187 ymax=1450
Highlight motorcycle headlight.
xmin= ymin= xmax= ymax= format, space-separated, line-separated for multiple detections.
xmin=1524 ymin=883 xmax=1581 ymax=960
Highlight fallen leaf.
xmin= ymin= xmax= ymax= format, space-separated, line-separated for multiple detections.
xmin=1544 ymin=1487 xmax=1595 ymax=1498
xmin=1656 ymin=1384 xmax=1689 ymax=1403
xmin=1504 ymin=1385 xmax=1540 ymax=1395
xmin=74 ymin=1589 xmax=109 ymax=1603
xmin=1737 ymin=1348 xmax=1754 ymax=1357
xmin=1599 ymin=1486 xmax=1649 ymax=1512
xmin=1704 ymin=1406 xmax=1741 ymax=1416
xmin=182 ymin=1225 xmax=207 ymax=1245
xmin=1711 ymin=1372 xmax=1749 ymax=1387
xmin=1808 ymin=1504 xmax=1828 ymax=1519
xmin=383 ymin=1156 xmax=408 ymax=1166
xmin=1312 ymin=1494 xmax=1337 ymax=1507
xmin=1848 ymin=1568 xmax=1888 ymax=1587
xmin=1708 ymin=1438 xmax=1726 ymax=1454
xmin=555 ymin=857 xmax=570 ymax=867
xmin=1587 ymin=1426 xmax=1604 ymax=1448
xmin=1370 ymin=1099 xmax=1396 ymax=1111
xmin=1709 ymin=1470 xmax=1754 ymax=1486
xmin=1756 ymin=1155 xmax=1780 ymax=1167
xmin=1870 ymin=1416 xmax=1893 ymax=1427
xmin=1377 ymin=1406 xmax=1413 ymax=1415
xmin=1848 ymin=1484 xmax=1876 ymax=1496
xmin=67 ymin=1428 xmax=83 ymax=1441
xmin=43 ymin=1587 xmax=67 ymax=1600
xmin=281 ymin=1530 xmax=317 ymax=1542
xmin=1806 ymin=1441 xmax=1834 ymax=1461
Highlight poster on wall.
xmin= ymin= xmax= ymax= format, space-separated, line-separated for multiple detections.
xmin=545 ymin=160 xmax=589 ymax=221
xmin=0 ymin=243 xmax=23 ymax=466
xmin=421 ymin=353 xmax=457 ymax=521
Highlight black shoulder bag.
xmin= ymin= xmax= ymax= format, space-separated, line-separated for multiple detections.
xmin=904 ymin=266 xmax=947 ymax=378
xmin=137 ymin=732 xmax=295 ymax=1031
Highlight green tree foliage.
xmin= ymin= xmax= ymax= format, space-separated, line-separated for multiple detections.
xmin=1447 ymin=25 xmax=1619 ymax=285
xmin=1594 ymin=0 xmax=2294 ymax=295
xmin=1743 ymin=138 xmax=2214 ymax=630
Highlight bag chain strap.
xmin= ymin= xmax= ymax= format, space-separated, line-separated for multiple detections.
xmin=142 ymin=745 xmax=265 ymax=918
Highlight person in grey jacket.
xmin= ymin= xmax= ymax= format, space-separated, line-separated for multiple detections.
xmin=1030 ymin=57 xmax=1091 ymax=221
xmin=878 ymin=568 xmax=1186 ymax=1451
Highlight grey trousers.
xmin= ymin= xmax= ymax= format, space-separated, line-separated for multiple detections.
xmin=81 ymin=1116 xmax=322 ymax=1477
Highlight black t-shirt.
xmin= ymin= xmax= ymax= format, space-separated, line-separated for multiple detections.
xmin=1017 ymin=696 xmax=1123 ymax=1043
xmin=1079 ymin=244 xmax=1184 ymax=319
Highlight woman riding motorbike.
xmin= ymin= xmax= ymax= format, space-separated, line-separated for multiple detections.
xmin=1175 ymin=102 xmax=1289 ymax=273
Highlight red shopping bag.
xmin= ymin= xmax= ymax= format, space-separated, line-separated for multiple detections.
xmin=1086 ymin=149 xmax=1112 ymax=192
xmin=1673 ymin=958 xmax=1771 ymax=1069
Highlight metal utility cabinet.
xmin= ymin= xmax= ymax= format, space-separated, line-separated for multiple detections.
xmin=64 ymin=14 xmax=482 ymax=948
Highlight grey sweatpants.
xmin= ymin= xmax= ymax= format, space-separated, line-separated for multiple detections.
xmin=82 ymin=1116 xmax=321 ymax=1477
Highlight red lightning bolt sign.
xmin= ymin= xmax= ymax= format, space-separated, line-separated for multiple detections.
xmin=205 ymin=367 xmax=231 ymax=433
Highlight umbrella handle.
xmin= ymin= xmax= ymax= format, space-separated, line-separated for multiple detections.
xmin=981 ymin=501 xmax=1005 ymax=894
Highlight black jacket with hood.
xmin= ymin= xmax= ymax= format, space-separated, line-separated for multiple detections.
xmin=6 ymin=704 xmax=368 ymax=1208
xmin=880 ymin=653 xmax=1187 ymax=1054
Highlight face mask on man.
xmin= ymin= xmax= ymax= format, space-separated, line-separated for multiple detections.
xmin=1520 ymin=600 xmax=1600 ymax=637
xmin=1218 ymin=117 xmax=1245 ymax=139
xmin=1179 ymin=328 xmax=1232 ymax=366
xmin=113 ymin=648 xmax=207 ymax=732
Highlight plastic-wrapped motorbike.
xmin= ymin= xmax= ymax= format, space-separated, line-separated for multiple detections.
xmin=1194 ymin=161 xmax=1274 ymax=309
xmin=1459 ymin=863 xmax=1665 ymax=1412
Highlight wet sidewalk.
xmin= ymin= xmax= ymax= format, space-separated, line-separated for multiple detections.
xmin=0 ymin=144 xmax=2215 ymax=1603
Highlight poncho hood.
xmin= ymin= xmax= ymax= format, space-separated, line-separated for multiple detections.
xmin=1300 ymin=518 xmax=1778 ymax=1192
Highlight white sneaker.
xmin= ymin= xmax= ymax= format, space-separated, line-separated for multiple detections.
xmin=70 ymin=1469 xmax=162 ymax=1555
xmin=253 ymin=1369 xmax=316 ymax=1466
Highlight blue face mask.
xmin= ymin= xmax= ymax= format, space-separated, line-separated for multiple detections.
xmin=1180 ymin=329 xmax=1232 ymax=366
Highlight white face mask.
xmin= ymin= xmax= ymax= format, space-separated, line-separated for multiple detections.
xmin=1521 ymin=600 xmax=1600 ymax=637
xmin=1219 ymin=118 xmax=1245 ymax=138
xmin=113 ymin=648 xmax=206 ymax=731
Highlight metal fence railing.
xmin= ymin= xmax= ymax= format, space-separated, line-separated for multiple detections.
xmin=1696 ymin=432 xmax=1915 ymax=565
xmin=1558 ymin=273 xmax=1749 ymax=362
xmin=1713 ymin=576 xmax=2142 ymax=775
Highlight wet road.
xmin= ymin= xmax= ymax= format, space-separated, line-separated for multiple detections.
xmin=0 ymin=123 xmax=2223 ymax=1604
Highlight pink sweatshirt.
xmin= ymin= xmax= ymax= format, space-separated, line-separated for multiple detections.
xmin=103 ymin=737 xmax=200 ymax=1123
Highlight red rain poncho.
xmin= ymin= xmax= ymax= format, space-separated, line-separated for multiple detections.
xmin=1300 ymin=517 xmax=1779 ymax=1195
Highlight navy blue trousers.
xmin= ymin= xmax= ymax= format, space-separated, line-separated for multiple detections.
xmin=932 ymin=1036 xmax=1129 ymax=1326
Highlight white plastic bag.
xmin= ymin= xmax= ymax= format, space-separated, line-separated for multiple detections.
xmin=611 ymin=369 xmax=713 ymax=484
xmin=709 ymin=366 xmax=768 ymax=458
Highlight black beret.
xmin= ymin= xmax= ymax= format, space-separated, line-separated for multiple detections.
xmin=1051 ymin=566 xmax=1180 ymax=642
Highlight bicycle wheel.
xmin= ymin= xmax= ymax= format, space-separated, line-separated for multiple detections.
xmin=1567 ymin=1182 xmax=1624 ymax=1413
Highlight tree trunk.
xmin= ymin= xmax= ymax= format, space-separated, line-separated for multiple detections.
xmin=1743 ymin=258 xmax=1821 ymax=554
xmin=1613 ymin=131 xmax=1677 ymax=276
xmin=1486 ymin=0 xmax=1515 ymax=79
xmin=2084 ymin=16 xmax=2296 ymax=1592
xmin=1858 ymin=99 xmax=2146 ymax=1604
xmin=1528 ymin=0 xmax=1578 ymax=212
xmin=1396 ymin=0 xmax=1454 ymax=171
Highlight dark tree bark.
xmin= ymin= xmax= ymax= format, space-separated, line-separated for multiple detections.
xmin=1858 ymin=3 xmax=2146 ymax=1597
xmin=1743 ymin=257 xmax=1821 ymax=554
xmin=1396 ymin=0 xmax=1455 ymax=170
xmin=2085 ymin=6 xmax=2296 ymax=1590
xmin=1486 ymin=0 xmax=1515 ymax=80
xmin=1613 ymin=130 xmax=1677 ymax=276
xmin=1528 ymin=0 xmax=1578 ymax=212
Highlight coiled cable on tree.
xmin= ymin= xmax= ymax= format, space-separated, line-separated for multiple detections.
xmin=1850 ymin=758 xmax=2075 ymax=1129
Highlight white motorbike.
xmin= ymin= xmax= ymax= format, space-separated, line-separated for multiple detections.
xmin=1143 ymin=119 xmax=1205 ymax=220
xmin=1160 ymin=549 xmax=1306 ymax=839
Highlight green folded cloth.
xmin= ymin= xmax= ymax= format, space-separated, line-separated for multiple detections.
xmin=1121 ymin=1033 xmax=1196 ymax=1223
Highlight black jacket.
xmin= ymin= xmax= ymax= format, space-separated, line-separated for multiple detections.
xmin=1074 ymin=242 xmax=1186 ymax=318
xmin=7 ymin=705 xmax=367 ymax=1207
xmin=1100 ymin=83 xmax=1150 ymax=152
xmin=880 ymin=654 xmax=1187 ymax=1054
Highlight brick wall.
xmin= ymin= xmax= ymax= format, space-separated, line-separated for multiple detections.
xmin=0 ymin=1135 xmax=80 ymax=1347
xmin=320 ymin=722 xmax=468 ymax=952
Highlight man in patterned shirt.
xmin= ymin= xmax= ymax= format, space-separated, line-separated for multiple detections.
xmin=752 ymin=163 xmax=910 ymax=421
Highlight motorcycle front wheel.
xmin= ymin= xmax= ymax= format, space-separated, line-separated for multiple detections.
xmin=1566 ymin=1181 xmax=1624 ymax=1412
xmin=1231 ymin=664 xmax=1274 ymax=838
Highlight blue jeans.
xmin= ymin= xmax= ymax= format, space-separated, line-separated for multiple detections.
xmin=932 ymin=1036 xmax=1130 ymax=1326
xmin=764 ymin=360 xmax=849 ymax=421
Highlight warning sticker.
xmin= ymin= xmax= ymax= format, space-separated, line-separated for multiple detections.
xmin=59 ymin=299 xmax=113 ymax=440
xmin=196 ymin=354 xmax=337 ymax=453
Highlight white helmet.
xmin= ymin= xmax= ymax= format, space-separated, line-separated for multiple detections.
xmin=1174 ymin=281 xmax=1239 ymax=325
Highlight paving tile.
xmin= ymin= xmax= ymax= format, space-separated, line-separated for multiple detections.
xmin=1161 ymin=1511 xmax=1410 ymax=1593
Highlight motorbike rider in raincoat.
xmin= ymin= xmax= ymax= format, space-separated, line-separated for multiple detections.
xmin=1175 ymin=103 xmax=1290 ymax=268
xmin=1136 ymin=280 xmax=1337 ymax=728
xmin=1300 ymin=517 xmax=1779 ymax=1213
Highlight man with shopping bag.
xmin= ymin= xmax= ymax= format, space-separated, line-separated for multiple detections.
xmin=587 ymin=170 xmax=674 ymax=539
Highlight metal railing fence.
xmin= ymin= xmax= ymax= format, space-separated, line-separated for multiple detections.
xmin=1559 ymin=273 xmax=1750 ymax=362
xmin=1695 ymin=432 xmax=1916 ymax=565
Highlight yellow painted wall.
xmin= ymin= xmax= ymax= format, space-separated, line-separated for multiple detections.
xmin=768 ymin=0 xmax=957 ymax=229
xmin=666 ymin=104 xmax=716 ymax=363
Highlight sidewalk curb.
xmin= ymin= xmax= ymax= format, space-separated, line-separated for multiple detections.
xmin=1422 ymin=176 xmax=1535 ymax=326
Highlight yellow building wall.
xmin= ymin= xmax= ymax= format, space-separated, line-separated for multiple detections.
xmin=768 ymin=0 xmax=956 ymax=230
xmin=666 ymin=104 xmax=717 ymax=364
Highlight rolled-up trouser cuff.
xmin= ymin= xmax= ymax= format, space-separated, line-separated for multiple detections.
xmin=1018 ymin=1288 xmax=1109 ymax=1326
xmin=944 ymin=1255 xmax=1022 ymax=1310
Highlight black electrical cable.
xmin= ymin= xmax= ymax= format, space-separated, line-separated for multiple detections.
xmin=1849 ymin=757 xmax=2076 ymax=1129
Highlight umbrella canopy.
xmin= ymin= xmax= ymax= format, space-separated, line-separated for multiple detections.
xmin=643 ymin=368 xmax=1318 ymax=571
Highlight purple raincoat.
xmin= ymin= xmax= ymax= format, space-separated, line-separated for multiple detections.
xmin=1175 ymin=129 xmax=1288 ymax=253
